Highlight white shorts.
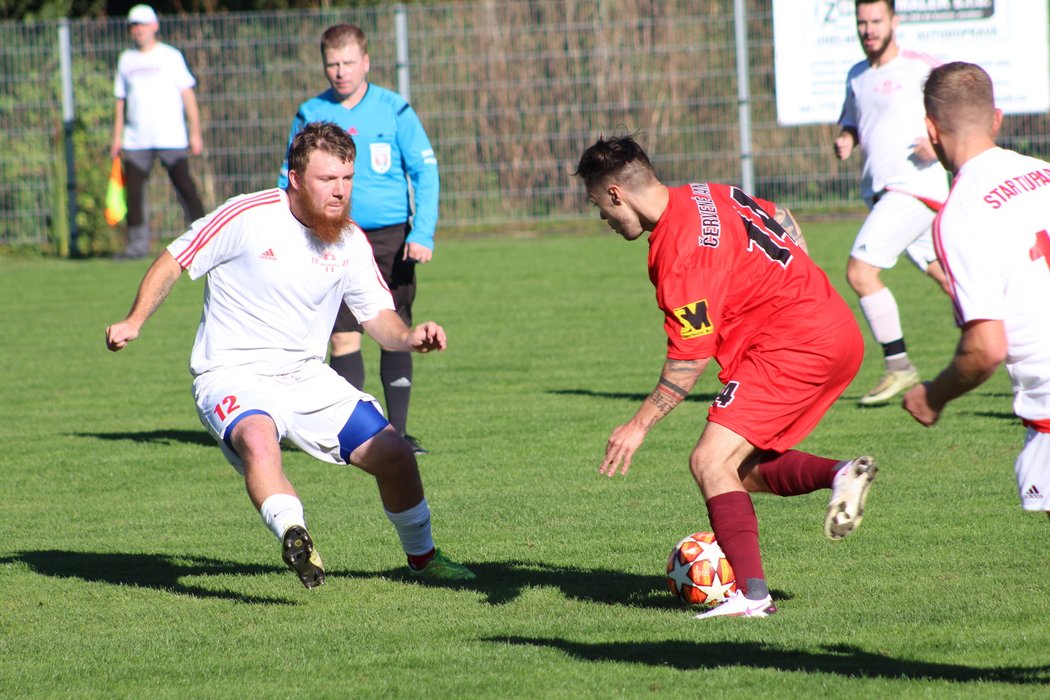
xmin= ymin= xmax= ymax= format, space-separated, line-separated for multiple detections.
xmin=852 ymin=190 xmax=937 ymax=272
xmin=1016 ymin=428 xmax=1050 ymax=511
xmin=192 ymin=362 xmax=388 ymax=474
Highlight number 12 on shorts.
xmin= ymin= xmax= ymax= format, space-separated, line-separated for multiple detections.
xmin=714 ymin=381 xmax=740 ymax=408
xmin=213 ymin=395 xmax=241 ymax=421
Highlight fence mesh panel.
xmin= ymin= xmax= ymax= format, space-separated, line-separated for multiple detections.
xmin=2 ymin=1 xmax=1048 ymax=252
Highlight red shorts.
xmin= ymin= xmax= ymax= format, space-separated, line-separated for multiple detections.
xmin=706 ymin=318 xmax=864 ymax=452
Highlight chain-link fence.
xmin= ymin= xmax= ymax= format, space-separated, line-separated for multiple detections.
xmin=2 ymin=0 xmax=1049 ymax=255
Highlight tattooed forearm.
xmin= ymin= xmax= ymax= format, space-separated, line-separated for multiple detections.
xmin=658 ymin=377 xmax=689 ymax=398
xmin=647 ymin=385 xmax=681 ymax=420
xmin=645 ymin=360 xmax=703 ymax=419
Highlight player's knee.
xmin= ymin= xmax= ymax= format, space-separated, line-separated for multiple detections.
xmin=688 ymin=452 xmax=717 ymax=491
xmin=846 ymin=258 xmax=880 ymax=295
xmin=350 ymin=427 xmax=416 ymax=476
xmin=229 ymin=415 xmax=280 ymax=463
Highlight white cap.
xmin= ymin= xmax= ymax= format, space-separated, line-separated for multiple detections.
xmin=127 ymin=4 xmax=158 ymax=24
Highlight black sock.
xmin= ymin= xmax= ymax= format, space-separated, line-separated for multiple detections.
xmin=744 ymin=578 xmax=769 ymax=599
xmin=380 ymin=350 xmax=413 ymax=435
xmin=330 ymin=351 xmax=365 ymax=390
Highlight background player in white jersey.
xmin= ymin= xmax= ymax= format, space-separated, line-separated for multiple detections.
xmin=903 ymin=62 xmax=1050 ymax=518
xmin=105 ymin=122 xmax=476 ymax=586
xmin=834 ymin=0 xmax=950 ymax=405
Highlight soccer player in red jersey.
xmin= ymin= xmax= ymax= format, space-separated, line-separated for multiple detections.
xmin=575 ymin=135 xmax=877 ymax=618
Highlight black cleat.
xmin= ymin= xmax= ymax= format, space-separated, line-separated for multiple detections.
xmin=281 ymin=525 xmax=325 ymax=589
xmin=404 ymin=434 xmax=429 ymax=455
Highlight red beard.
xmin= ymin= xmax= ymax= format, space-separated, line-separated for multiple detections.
xmin=291 ymin=190 xmax=351 ymax=246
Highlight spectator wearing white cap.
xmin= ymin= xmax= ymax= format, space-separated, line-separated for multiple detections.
xmin=110 ymin=4 xmax=206 ymax=259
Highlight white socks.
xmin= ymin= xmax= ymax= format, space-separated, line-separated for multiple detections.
xmin=260 ymin=494 xmax=435 ymax=557
xmin=259 ymin=493 xmax=306 ymax=539
xmin=858 ymin=287 xmax=914 ymax=370
xmin=858 ymin=287 xmax=903 ymax=349
xmin=385 ymin=498 xmax=434 ymax=556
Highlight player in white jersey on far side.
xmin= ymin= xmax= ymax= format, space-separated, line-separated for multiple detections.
xmin=834 ymin=0 xmax=951 ymax=406
xmin=903 ymin=61 xmax=1050 ymax=518
xmin=105 ymin=122 xmax=477 ymax=586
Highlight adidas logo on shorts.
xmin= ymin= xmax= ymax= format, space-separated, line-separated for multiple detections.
xmin=1022 ymin=484 xmax=1042 ymax=500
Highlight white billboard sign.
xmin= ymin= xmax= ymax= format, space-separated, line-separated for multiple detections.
xmin=773 ymin=0 xmax=1050 ymax=125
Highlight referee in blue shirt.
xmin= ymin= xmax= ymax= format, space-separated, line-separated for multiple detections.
xmin=279 ymin=24 xmax=439 ymax=454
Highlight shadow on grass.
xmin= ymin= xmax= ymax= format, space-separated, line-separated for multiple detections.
xmin=4 ymin=550 xmax=295 ymax=605
xmin=70 ymin=429 xmax=298 ymax=452
xmin=339 ymin=560 xmax=790 ymax=610
xmin=853 ymin=388 xmax=1014 ymax=409
xmin=70 ymin=429 xmax=215 ymax=447
xmin=970 ymin=410 xmax=1021 ymax=422
xmin=484 ymin=636 xmax=1050 ymax=685
xmin=548 ymin=389 xmax=719 ymax=404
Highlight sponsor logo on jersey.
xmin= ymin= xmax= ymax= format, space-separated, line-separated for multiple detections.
xmin=312 ymin=250 xmax=347 ymax=274
xmin=983 ymin=168 xmax=1050 ymax=209
xmin=689 ymin=183 xmax=722 ymax=248
xmin=875 ymin=79 xmax=900 ymax=96
xmin=674 ymin=299 xmax=714 ymax=339
xmin=370 ymin=143 xmax=392 ymax=174
xmin=259 ymin=248 xmax=277 ymax=261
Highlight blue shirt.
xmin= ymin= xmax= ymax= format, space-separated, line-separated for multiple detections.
xmin=278 ymin=84 xmax=439 ymax=249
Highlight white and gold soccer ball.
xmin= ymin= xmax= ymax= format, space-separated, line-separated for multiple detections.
xmin=666 ymin=531 xmax=737 ymax=606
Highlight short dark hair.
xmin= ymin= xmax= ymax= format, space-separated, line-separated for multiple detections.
xmin=287 ymin=122 xmax=356 ymax=178
xmin=924 ymin=61 xmax=996 ymax=134
xmin=856 ymin=0 xmax=894 ymax=14
xmin=321 ymin=24 xmax=367 ymax=57
xmin=573 ymin=135 xmax=655 ymax=189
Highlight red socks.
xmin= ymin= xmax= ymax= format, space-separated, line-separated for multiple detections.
xmin=706 ymin=491 xmax=764 ymax=593
xmin=758 ymin=450 xmax=840 ymax=496
xmin=407 ymin=548 xmax=436 ymax=571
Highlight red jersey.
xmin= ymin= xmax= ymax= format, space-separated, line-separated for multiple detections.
xmin=649 ymin=184 xmax=856 ymax=380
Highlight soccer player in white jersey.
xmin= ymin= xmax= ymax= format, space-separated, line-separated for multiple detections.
xmin=105 ymin=122 xmax=477 ymax=586
xmin=903 ymin=62 xmax=1050 ymax=519
xmin=834 ymin=0 xmax=951 ymax=405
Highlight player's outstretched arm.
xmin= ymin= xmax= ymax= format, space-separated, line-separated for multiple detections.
xmin=361 ymin=310 xmax=447 ymax=354
xmin=902 ymin=318 xmax=1006 ymax=426
xmin=600 ymin=357 xmax=709 ymax=477
xmin=105 ymin=251 xmax=183 ymax=352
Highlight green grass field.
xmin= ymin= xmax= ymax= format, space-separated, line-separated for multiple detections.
xmin=2 ymin=219 xmax=1048 ymax=698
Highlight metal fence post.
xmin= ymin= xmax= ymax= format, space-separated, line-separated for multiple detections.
xmin=394 ymin=4 xmax=410 ymax=102
xmin=733 ymin=0 xmax=754 ymax=194
xmin=59 ymin=18 xmax=80 ymax=257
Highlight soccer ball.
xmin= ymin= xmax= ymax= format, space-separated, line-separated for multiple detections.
xmin=666 ymin=531 xmax=737 ymax=606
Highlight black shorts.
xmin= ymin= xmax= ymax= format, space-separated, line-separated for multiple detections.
xmin=334 ymin=222 xmax=416 ymax=333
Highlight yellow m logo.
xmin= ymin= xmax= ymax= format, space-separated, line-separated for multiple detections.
xmin=673 ymin=300 xmax=713 ymax=339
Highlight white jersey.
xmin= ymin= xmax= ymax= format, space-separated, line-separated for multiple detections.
xmin=933 ymin=147 xmax=1050 ymax=421
xmin=839 ymin=50 xmax=949 ymax=203
xmin=166 ymin=188 xmax=395 ymax=377
xmin=114 ymin=42 xmax=196 ymax=150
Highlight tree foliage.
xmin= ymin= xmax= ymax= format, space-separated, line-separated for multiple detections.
xmin=2 ymin=0 xmax=424 ymax=22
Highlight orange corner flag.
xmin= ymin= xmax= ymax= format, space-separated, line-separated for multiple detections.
xmin=104 ymin=157 xmax=127 ymax=226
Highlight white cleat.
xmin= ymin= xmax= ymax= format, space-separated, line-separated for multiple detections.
xmin=825 ymin=456 xmax=878 ymax=540
xmin=858 ymin=369 xmax=920 ymax=406
xmin=694 ymin=590 xmax=777 ymax=619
